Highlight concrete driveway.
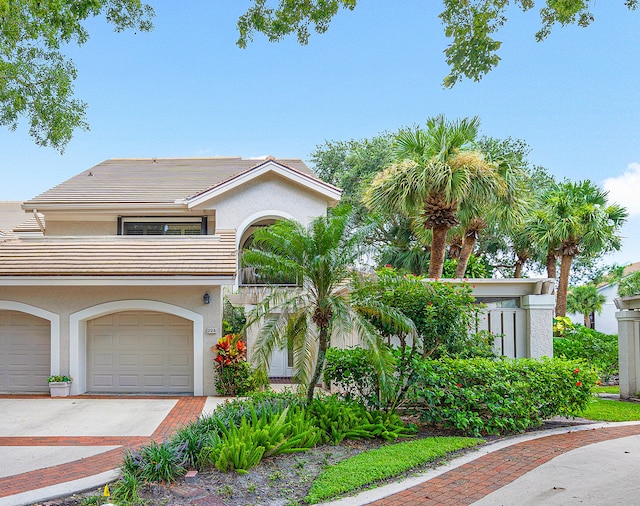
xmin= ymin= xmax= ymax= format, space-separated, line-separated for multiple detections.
xmin=0 ymin=396 xmax=226 ymax=506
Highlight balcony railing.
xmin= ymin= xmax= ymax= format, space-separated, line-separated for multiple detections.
xmin=240 ymin=267 xmax=299 ymax=286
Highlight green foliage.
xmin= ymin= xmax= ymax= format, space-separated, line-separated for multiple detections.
xmin=595 ymin=385 xmax=620 ymax=394
xmin=1 ymin=0 xmax=154 ymax=150
xmin=581 ymin=398 xmax=640 ymax=422
xmin=553 ymin=316 xmax=575 ymax=338
xmin=334 ymin=271 xmax=495 ymax=411
xmin=244 ymin=207 xmax=413 ymax=402
xmin=323 ymin=347 xmax=380 ymax=407
xmin=310 ymin=134 xmax=394 ymax=221
xmin=305 ymin=436 xmax=481 ymax=504
xmin=47 ymin=374 xmax=72 ymax=382
xmin=527 ymin=179 xmax=627 ymax=316
xmin=355 ymin=270 xmax=483 ymax=359
xmin=215 ymin=360 xmax=257 ymax=397
xmin=200 ymin=406 xmax=321 ymax=473
xmin=554 ymin=326 xmax=618 ymax=380
xmin=237 ymin=2 xmax=638 ymax=87
xmin=407 ymin=357 xmax=598 ymax=436
xmin=122 ymin=440 xmax=186 ymax=483
xmin=213 ymin=334 xmax=257 ymax=396
xmin=619 ymin=271 xmax=640 ymax=297
xmin=110 ymin=469 xmax=143 ymax=504
xmin=305 ymin=395 xmax=416 ymax=444
xmin=222 ymin=299 xmax=246 ymax=334
xmin=169 ymin=421 xmax=222 ymax=470
xmin=566 ymin=284 xmax=606 ymax=326
xmin=443 ymin=254 xmax=491 ymax=278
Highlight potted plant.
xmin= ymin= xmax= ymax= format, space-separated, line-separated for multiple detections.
xmin=48 ymin=375 xmax=72 ymax=397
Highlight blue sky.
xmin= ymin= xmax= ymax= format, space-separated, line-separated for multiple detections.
xmin=1 ymin=1 xmax=638 ymax=266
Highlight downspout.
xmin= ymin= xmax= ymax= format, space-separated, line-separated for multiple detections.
xmin=33 ymin=209 xmax=45 ymax=234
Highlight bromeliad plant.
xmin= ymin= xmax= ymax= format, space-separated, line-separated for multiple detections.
xmin=213 ymin=333 xmax=255 ymax=396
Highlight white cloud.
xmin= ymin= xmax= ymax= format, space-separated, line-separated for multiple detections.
xmin=603 ymin=162 xmax=640 ymax=218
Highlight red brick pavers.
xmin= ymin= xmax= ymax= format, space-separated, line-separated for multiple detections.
xmin=0 ymin=396 xmax=207 ymax=499
xmin=369 ymin=424 xmax=640 ymax=506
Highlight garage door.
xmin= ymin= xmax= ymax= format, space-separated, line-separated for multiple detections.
xmin=87 ymin=311 xmax=193 ymax=393
xmin=0 ymin=311 xmax=51 ymax=393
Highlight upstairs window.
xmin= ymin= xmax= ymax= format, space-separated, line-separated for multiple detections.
xmin=119 ymin=217 xmax=207 ymax=236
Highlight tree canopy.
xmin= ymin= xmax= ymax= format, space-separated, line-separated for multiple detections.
xmin=0 ymin=0 xmax=154 ymax=151
xmin=236 ymin=1 xmax=639 ymax=87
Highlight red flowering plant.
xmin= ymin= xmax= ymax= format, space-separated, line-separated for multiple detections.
xmin=212 ymin=334 xmax=255 ymax=396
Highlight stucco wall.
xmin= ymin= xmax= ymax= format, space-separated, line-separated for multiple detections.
xmin=202 ymin=174 xmax=328 ymax=231
xmin=45 ymin=220 xmax=116 ymax=236
xmin=0 ymin=285 xmax=223 ymax=395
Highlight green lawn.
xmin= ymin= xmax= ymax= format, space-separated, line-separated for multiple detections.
xmin=305 ymin=436 xmax=482 ymax=504
xmin=580 ymin=398 xmax=640 ymax=422
xmin=595 ymin=385 xmax=620 ymax=395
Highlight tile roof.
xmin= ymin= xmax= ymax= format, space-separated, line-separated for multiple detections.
xmin=23 ymin=157 xmax=319 ymax=207
xmin=12 ymin=213 xmax=45 ymax=233
xmin=0 ymin=201 xmax=28 ymax=236
xmin=0 ymin=231 xmax=236 ymax=277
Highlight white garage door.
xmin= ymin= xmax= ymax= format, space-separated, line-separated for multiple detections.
xmin=0 ymin=311 xmax=51 ymax=393
xmin=87 ymin=311 xmax=193 ymax=393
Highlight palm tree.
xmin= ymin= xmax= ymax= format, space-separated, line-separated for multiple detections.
xmin=364 ymin=116 xmax=502 ymax=279
xmin=566 ymin=284 xmax=606 ymax=328
xmin=453 ymin=137 xmax=530 ymax=278
xmin=528 ymin=180 xmax=627 ymax=316
xmin=242 ymin=207 xmax=415 ymax=402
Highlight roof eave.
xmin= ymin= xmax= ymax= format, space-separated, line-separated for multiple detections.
xmin=186 ymin=160 xmax=342 ymax=208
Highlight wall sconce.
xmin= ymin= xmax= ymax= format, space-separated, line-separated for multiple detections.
xmin=203 ymin=293 xmax=210 ymax=305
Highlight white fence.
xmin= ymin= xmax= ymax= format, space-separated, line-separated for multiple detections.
xmin=477 ymin=308 xmax=527 ymax=358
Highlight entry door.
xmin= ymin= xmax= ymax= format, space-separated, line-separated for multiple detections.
xmin=269 ymin=346 xmax=294 ymax=377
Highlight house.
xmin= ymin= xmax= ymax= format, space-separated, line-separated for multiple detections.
xmin=0 ymin=201 xmax=30 ymax=238
xmin=569 ymin=262 xmax=640 ymax=334
xmin=0 ymin=157 xmax=341 ymax=395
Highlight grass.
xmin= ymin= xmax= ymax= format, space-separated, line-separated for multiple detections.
xmin=595 ymin=385 xmax=620 ymax=394
xmin=580 ymin=398 xmax=640 ymax=422
xmin=305 ymin=436 xmax=482 ymax=504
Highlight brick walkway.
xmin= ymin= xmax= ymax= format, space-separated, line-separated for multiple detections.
xmin=369 ymin=424 xmax=640 ymax=506
xmin=0 ymin=396 xmax=207 ymax=499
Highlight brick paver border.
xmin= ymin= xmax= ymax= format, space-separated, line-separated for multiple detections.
xmin=369 ymin=424 xmax=640 ymax=506
xmin=0 ymin=396 xmax=207 ymax=499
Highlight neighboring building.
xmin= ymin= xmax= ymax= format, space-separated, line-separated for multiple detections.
xmin=569 ymin=263 xmax=640 ymax=335
xmin=0 ymin=157 xmax=341 ymax=395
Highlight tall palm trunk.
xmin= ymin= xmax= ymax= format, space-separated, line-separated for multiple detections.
xmin=428 ymin=226 xmax=449 ymax=278
xmin=546 ymin=250 xmax=557 ymax=279
xmin=556 ymin=254 xmax=573 ymax=316
xmin=514 ymin=260 xmax=524 ymax=278
xmin=584 ymin=313 xmax=592 ymax=328
xmin=455 ymin=230 xmax=476 ymax=278
xmin=307 ymin=326 xmax=328 ymax=403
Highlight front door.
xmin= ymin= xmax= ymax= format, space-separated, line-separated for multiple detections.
xmin=269 ymin=346 xmax=294 ymax=378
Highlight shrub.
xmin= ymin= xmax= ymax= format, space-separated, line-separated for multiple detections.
xmin=554 ymin=326 xmax=618 ymax=380
xmin=199 ymin=406 xmax=321 ymax=473
xmin=324 ymin=347 xmax=380 ymax=407
xmin=170 ymin=391 xmax=305 ymax=470
xmin=619 ymin=271 xmax=640 ymax=297
xmin=305 ymin=395 xmax=416 ymax=444
xmin=213 ymin=333 xmax=256 ymax=395
xmin=122 ymin=440 xmax=186 ymax=483
xmin=407 ymin=357 xmax=598 ymax=436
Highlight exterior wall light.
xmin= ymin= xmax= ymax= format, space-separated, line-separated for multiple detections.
xmin=203 ymin=293 xmax=210 ymax=305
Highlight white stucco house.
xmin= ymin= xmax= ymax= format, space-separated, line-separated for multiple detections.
xmin=569 ymin=262 xmax=640 ymax=334
xmin=0 ymin=157 xmax=341 ymax=396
